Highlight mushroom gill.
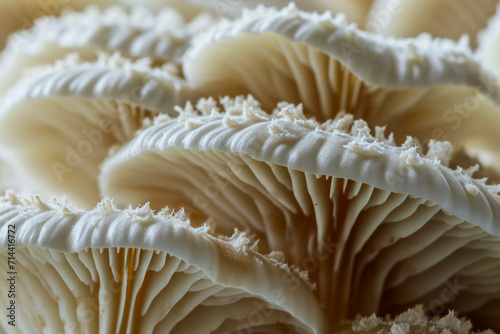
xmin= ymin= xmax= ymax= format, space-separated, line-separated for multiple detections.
xmin=0 ymin=5 xmax=215 ymax=93
xmin=0 ymin=192 xmax=326 ymax=334
xmin=0 ymin=53 xmax=192 ymax=207
xmin=99 ymin=96 xmax=500 ymax=329
xmin=184 ymin=4 xmax=500 ymax=173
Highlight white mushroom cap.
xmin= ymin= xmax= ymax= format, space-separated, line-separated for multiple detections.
xmin=331 ymin=305 xmax=495 ymax=334
xmin=99 ymin=96 xmax=500 ymax=327
xmin=368 ymin=0 xmax=497 ymax=48
xmin=0 ymin=191 xmax=327 ymax=333
xmin=0 ymin=5 xmax=216 ymax=93
xmin=0 ymin=53 xmax=192 ymax=207
xmin=183 ymin=4 xmax=500 ymax=173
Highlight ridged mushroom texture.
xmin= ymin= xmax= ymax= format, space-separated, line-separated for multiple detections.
xmin=0 ymin=53 xmax=193 ymax=208
xmin=183 ymin=4 xmax=500 ymax=175
xmin=0 ymin=191 xmax=327 ymax=334
xmin=99 ymin=96 xmax=500 ymax=329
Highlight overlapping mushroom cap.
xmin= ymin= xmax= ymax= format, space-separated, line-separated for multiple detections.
xmin=0 ymin=53 xmax=192 ymax=207
xmin=184 ymin=4 xmax=500 ymax=176
xmin=0 ymin=4 xmax=217 ymax=207
xmin=0 ymin=5 xmax=215 ymax=93
xmin=0 ymin=0 xmax=115 ymax=51
xmin=0 ymin=191 xmax=326 ymax=333
xmin=99 ymin=96 xmax=500 ymax=328
xmin=1 ymin=1 xmax=500 ymax=333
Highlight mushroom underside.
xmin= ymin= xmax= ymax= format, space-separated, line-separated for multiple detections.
xmin=0 ymin=246 xmax=310 ymax=334
xmin=0 ymin=97 xmax=152 ymax=207
xmin=101 ymin=146 xmax=500 ymax=328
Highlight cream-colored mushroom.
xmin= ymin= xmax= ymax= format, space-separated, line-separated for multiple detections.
xmin=100 ymin=96 xmax=500 ymax=329
xmin=0 ymin=0 xmax=114 ymax=51
xmin=0 ymin=53 xmax=193 ymax=207
xmin=184 ymin=4 xmax=500 ymax=173
xmin=0 ymin=191 xmax=327 ymax=334
xmin=0 ymin=5 xmax=215 ymax=93
xmin=330 ymin=305 xmax=495 ymax=334
xmin=367 ymin=0 xmax=497 ymax=48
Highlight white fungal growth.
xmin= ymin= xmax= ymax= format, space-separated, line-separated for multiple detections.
xmin=350 ymin=119 xmax=373 ymax=138
xmin=453 ymin=167 xmax=480 ymax=197
xmin=425 ymin=139 xmax=454 ymax=166
xmin=399 ymin=146 xmax=421 ymax=167
xmin=343 ymin=139 xmax=384 ymax=157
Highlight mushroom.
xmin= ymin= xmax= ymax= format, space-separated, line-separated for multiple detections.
xmin=99 ymin=96 xmax=500 ymax=329
xmin=0 ymin=0 xmax=113 ymax=51
xmin=0 ymin=2 xmax=499 ymax=332
xmin=330 ymin=305 xmax=495 ymax=334
xmin=0 ymin=53 xmax=193 ymax=207
xmin=0 ymin=191 xmax=326 ymax=333
xmin=0 ymin=5 xmax=215 ymax=93
xmin=183 ymin=4 xmax=500 ymax=173
xmin=367 ymin=0 xmax=497 ymax=48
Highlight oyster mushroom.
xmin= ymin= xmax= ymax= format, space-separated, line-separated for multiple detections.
xmin=0 ymin=191 xmax=326 ymax=333
xmin=0 ymin=5 xmax=215 ymax=93
xmin=0 ymin=53 xmax=193 ymax=207
xmin=330 ymin=305 xmax=495 ymax=334
xmin=367 ymin=0 xmax=497 ymax=48
xmin=100 ymin=96 xmax=500 ymax=329
xmin=184 ymin=4 xmax=500 ymax=172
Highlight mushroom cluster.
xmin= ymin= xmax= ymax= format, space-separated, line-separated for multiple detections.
xmin=1 ymin=1 xmax=500 ymax=333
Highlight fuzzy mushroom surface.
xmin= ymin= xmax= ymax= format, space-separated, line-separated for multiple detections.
xmin=330 ymin=305 xmax=495 ymax=334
